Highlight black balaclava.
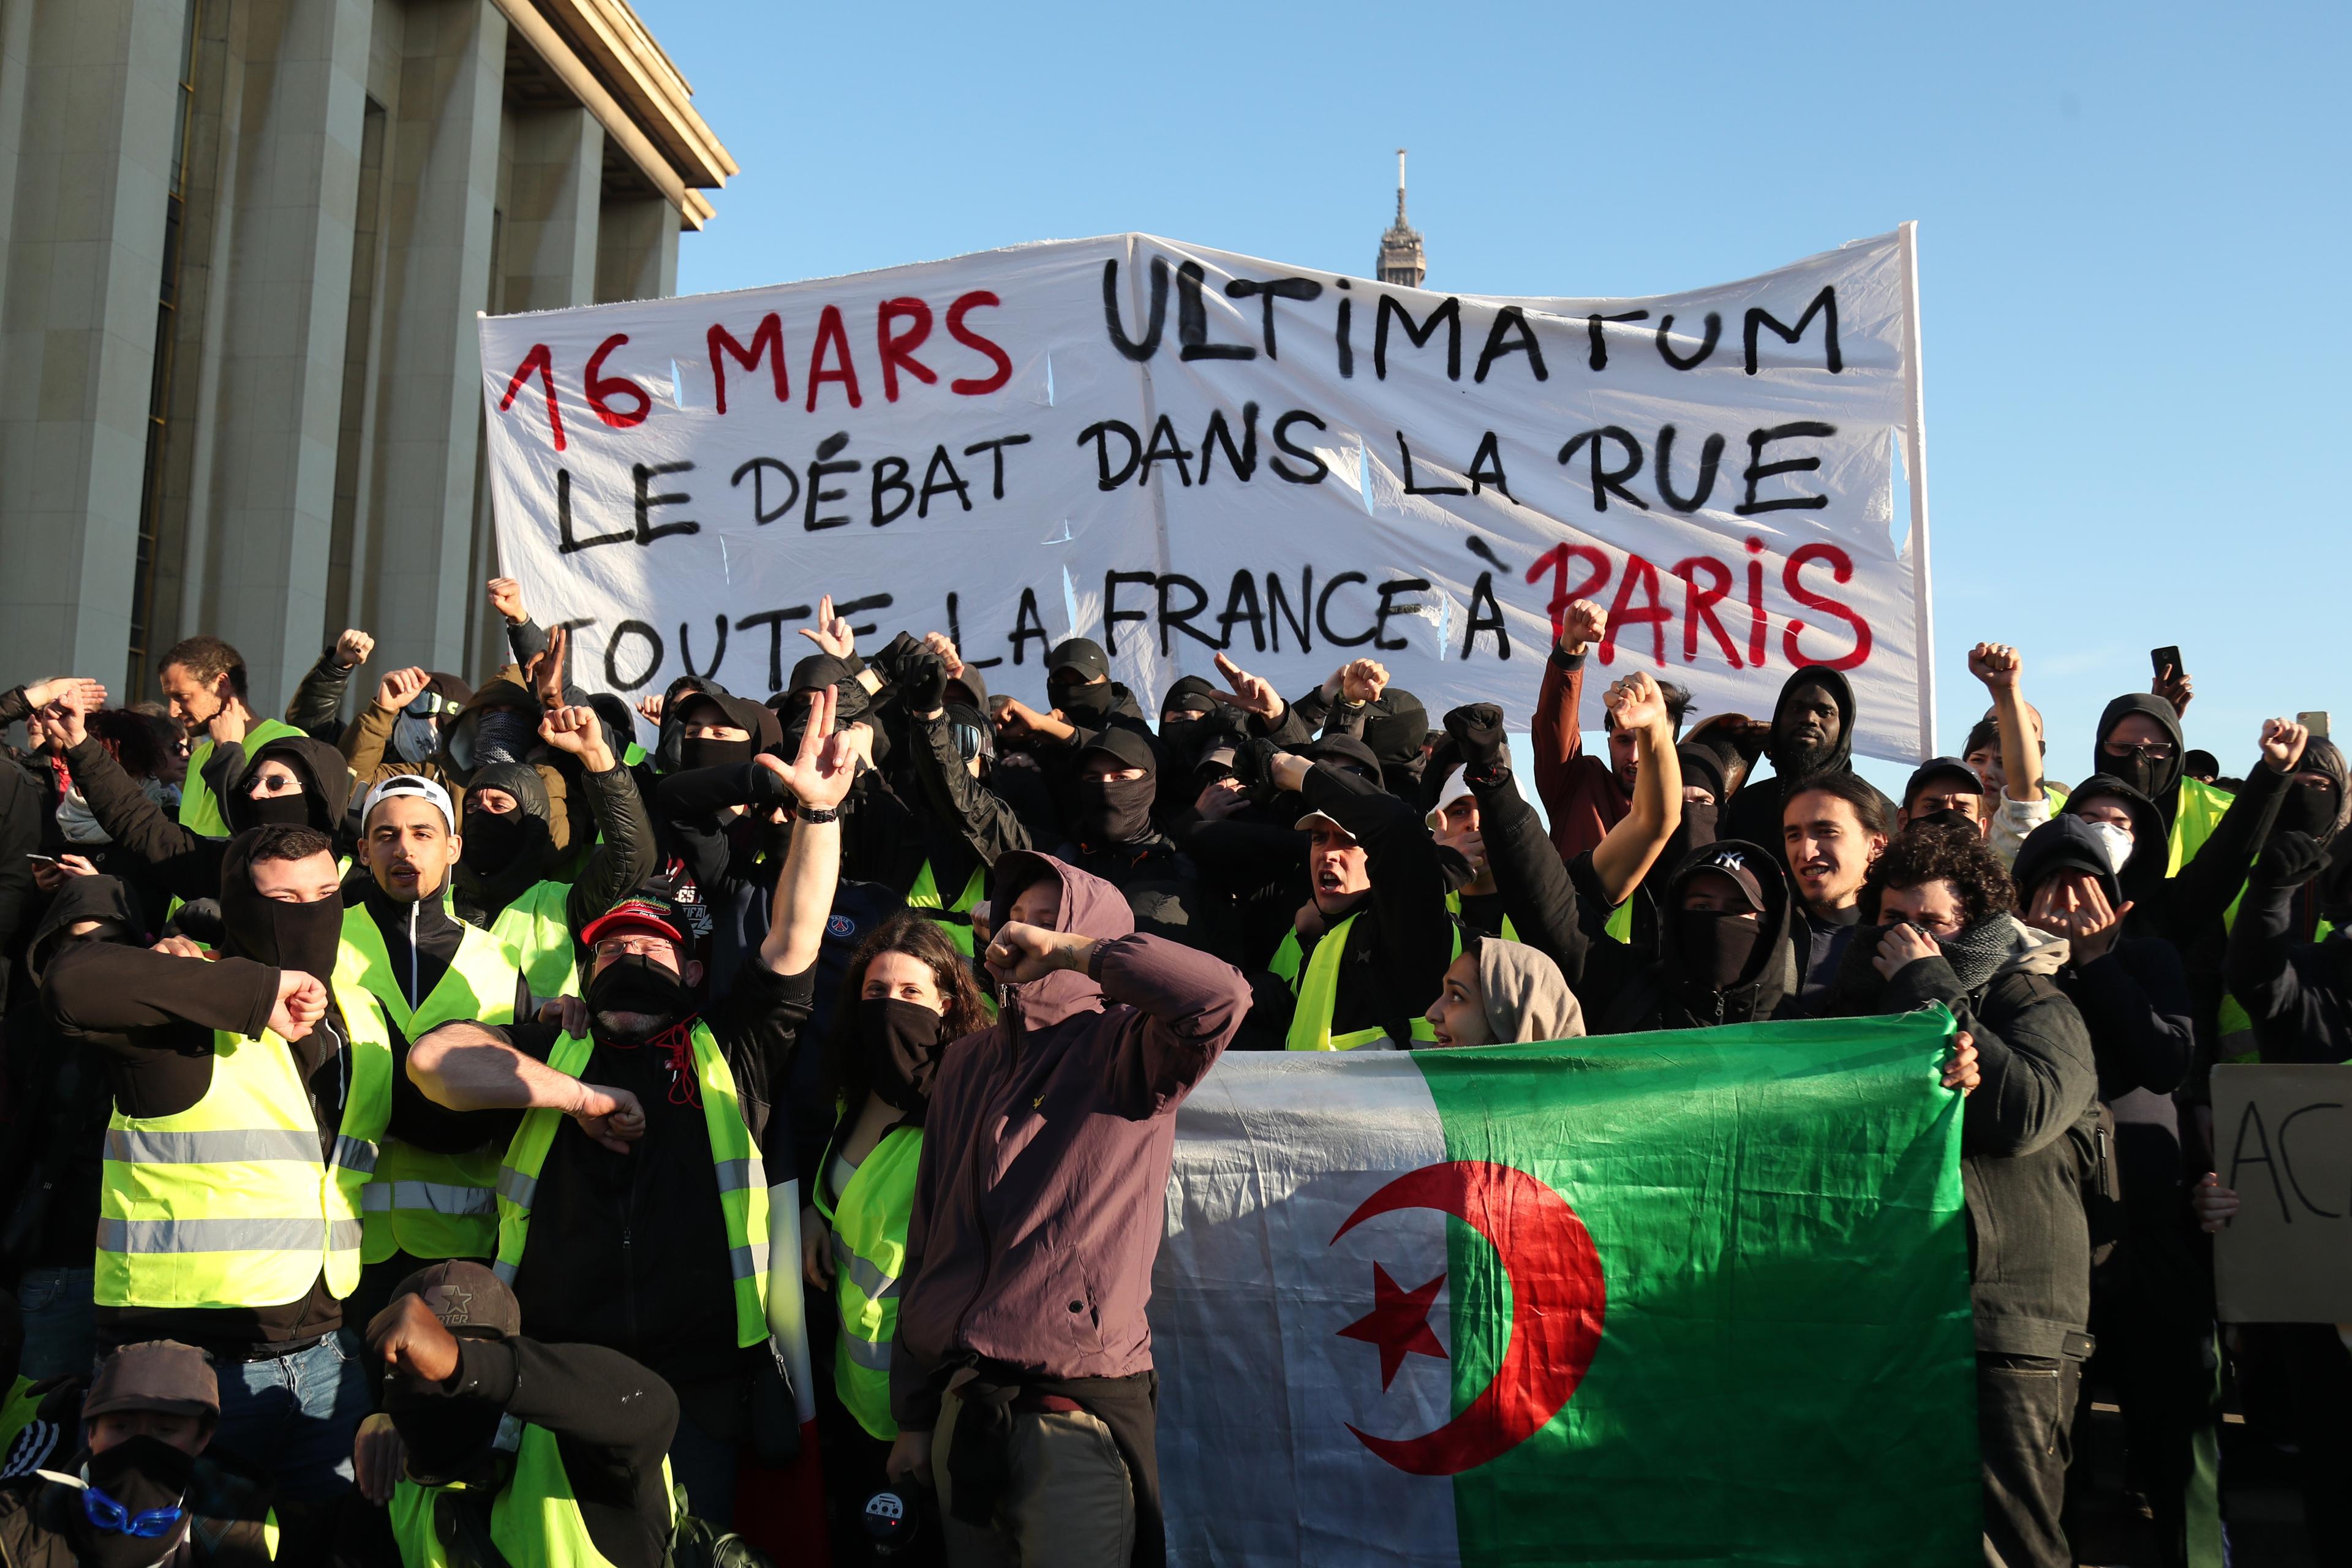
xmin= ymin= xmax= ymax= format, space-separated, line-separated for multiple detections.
xmin=1158 ymin=676 xmax=1223 ymax=771
xmin=861 ymin=998 xmax=945 ymax=1115
xmin=220 ymin=832 xmax=344 ymax=979
xmin=1675 ymin=910 xmax=1761 ymax=989
xmin=239 ymin=793 xmax=311 ymax=829
xmin=75 ymin=1435 xmax=198 ymax=1568
xmin=2090 ymin=693 xmax=2185 ymax=809
xmin=2279 ymin=777 xmax=2342 ymax=840
xmin=1074 ymin=733 xmax=1157 ymax=846
xmin=460 ymin=806 xmax=529 ymax=877
xmin=1052 ymin=676 xmax=1115 ymax=725
xmin=224 ymin=738 xmax=347 ymax=837
xmin=677 ymin=696 xmax=758 ymax=774
xmin=586 ymin=953 xmax=695 ymax=1046
xmin=460 ymin=762 xmax=554 ymax=884
xmin=471 ymin=707 xmax=538 ymax=769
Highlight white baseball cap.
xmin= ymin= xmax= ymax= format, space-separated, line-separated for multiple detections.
xmin=362 ymin=774 xmax=456 ymax=831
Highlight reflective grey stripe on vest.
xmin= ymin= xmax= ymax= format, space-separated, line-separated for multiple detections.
xmin=104 ymin=1128 xmax=319 ymax=1165
xmin=360 ymin=1182 xmax=497 ymax=1218
xmin=839 ymin=1331 xmax=892 ymax=1372
xmin=334 ymin=1136 xmax=379 ymax=1175
xmin=831 ymin=1231 xmax=900 ymax=1302
xmin=715 ymin=1157 xmax=768 ymax=1195
xmin=729 ymin=1242 xmax=769 ymax=1283
xmin=98 ymin=1216 xmax=326 ymax=1254
xmin=328 ymin=1219 xmax=363 ymax=1251
xmin=496 ymin=1167 xmax=537 ymax=1207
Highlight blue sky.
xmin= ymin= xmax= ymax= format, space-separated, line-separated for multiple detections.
xmin=632 ymin=0 xmax=2348 ymax=800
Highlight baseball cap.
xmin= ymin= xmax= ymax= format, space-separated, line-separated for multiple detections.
xmin=1423 ymin=761 xmax=1474 ymax=831
xmin=1046 ymin=638 xmax=1110 ymax=682
xmin=85 ymin=1341 xmax=219 ymax=1423
xmin=1292 ymin=808 xmax=1360 ymax=839
xmin=388 ymin=1261 xmax=519 ymax=1341
xmin=1683 ymin=845 xmax=1767 ymax=913
xmin=579 ymin=894 xmax=688 ymax=951
xmin=363 ymin=774 xmax=456 ymax=832
xmin=1300 ymin=733 xmax=1381 ymax=783
xmin=1903 ymin=756 xmax=1984 ymax=807
xmin=1076 ymin=727 xmax=1157 ymax=776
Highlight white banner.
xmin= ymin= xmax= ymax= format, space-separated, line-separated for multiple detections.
xmin=479 ymin=227 xmax=1932 ymax=760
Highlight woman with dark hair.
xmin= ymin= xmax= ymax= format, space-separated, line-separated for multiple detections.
xmin=802 ymin=911 xmax=989 ymax=1560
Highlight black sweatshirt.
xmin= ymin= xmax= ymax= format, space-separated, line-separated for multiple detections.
xmin=43 ymin=943 xmax=497 ymax=1357
xmin=420 ymin=1336 xmax=680 ymax=1568
xmin=1276 ymin=762 xmax=1453 ymax=1049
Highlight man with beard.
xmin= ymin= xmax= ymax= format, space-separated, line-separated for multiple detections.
xmin=353 ymin=1262 xmax=683 ymax=1568
xmin=153 ymin=636 xmax=306 ymax=841
xmin=0 ymin=1340 xmax=274 ymax=1566
xmin=402 ymin=690 xmax=866 ymax=1528
xmin=40 ymin=826 xmax=467 ymax=1535
xmin=1529 ymin=599 xmax=1695 ymax=861
xmin=1720 ymin=665 xmax=1865 ymax=861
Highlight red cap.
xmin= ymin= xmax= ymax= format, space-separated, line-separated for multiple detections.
xmin=579 ymin=896 xmax=687 ymax=950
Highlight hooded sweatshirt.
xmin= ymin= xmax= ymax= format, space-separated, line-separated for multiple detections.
xmin=892 ymin=853 xmax=1249 ymax=1431
xmin=1593 ymin=840 xmax=1796 ymax=1032
xmin=1719 ymin=665 xmax=1858 ymax=858
xmin=0 ymin=875 xmax=143 ymax=1275
xmin=1471 ymin=937 xmax=1584 ymax=1042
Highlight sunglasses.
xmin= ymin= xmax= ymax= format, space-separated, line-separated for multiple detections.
xmin=80 ymin=1477 xmax=186 ymax=1539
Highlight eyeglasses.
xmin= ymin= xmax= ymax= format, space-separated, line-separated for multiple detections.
xmin=246 ymin=773 xmax=303 ymax=794
xmin=2101 ymin=740 xmax=2176 ymax=762
xmin=80 ymin=1478 xmax=186 ymax=1539
xmin=592 ymin=935 xmax=678 ymax=961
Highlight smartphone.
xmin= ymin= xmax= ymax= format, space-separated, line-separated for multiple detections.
xmin=24 ymin=853 xmax=56 ymax=865
xmin=2150 ymin=646 xmax=2185 ymax=679
xmin=2299 ymin=710 xmax=2331 ymax=740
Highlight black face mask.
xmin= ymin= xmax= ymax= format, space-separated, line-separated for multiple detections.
xmin=860 ymin=997 xmax=946 ymax=1113
xmin=2100 ymin=739 xmax=2176 ymax=802
xmin=1159 ymin=716 xmax=1211 ymax=766
xmin=1676 ymin=909 xmax=1762 ymax=990
xmin=1052 ymin=681 xmax=1115 ymax=723
xmin=1076 ymin=774 xmax=1155 ymax=846
xmin=2278 ymin=782 xmax=2340 ymax=841
xmin=586 ymin=952 xmax=695 ymax=1045
xmin=221 ymin=873 xmax=344 ymax=979
xmin=1665 ymin=799 xmax=1720 ymax=866
xmin=680 ymin=734 xmax=755 ymax=772
xmin=233 ymin=791 xmax=311 ymax=832
xmin=77 ymin=1434 xmax=196 ymax=1568
xmin=384 ymin=1381 xmax=505 ymax=1487
xmin=462 ymin=807 xmax=530 ymax=877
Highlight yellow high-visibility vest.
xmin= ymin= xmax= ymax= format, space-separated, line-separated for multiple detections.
xmin=390 ymin=1422 xmax=673 ymax=1568
xmin=337 ymin=903 xmax=520 ymax=1262
xmin=179 ymin=720 xmax=307 ymax=839
xmin=813 ymin=1123 xmax=923 ymax=1440
xmin=493 ymin=1023 xmax=772 ymax=1345
xmin=97 ymin=986 xmax=393 ymax=1309
xmin=1286 ymin=913 xmax=1438 ymax=1052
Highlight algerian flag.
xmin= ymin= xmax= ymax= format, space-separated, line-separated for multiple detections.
xmin=1155 ymin=1009 xmax=1977 ymax=1568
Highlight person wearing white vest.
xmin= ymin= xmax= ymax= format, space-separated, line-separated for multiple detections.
xmin=402 ymin=684 xmax=868 ymax=1530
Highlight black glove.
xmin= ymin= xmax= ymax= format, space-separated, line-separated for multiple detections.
xmin=869 ymin=631 xmax=924 ymax=684
xmin=1232 ymin=736 xmax=1280 ymax=792
xmin=2252 ymin=829 xmax=2328 ymax=888
xmin=1444 ymin=703 xmax=1509 ymax=780
xmin=901 ymin=653 xmax=949 ymax=715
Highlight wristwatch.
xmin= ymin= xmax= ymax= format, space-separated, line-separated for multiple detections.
xmin=794 ymin=804 xmax=840 ymax=824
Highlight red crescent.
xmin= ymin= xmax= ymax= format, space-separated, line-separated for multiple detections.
xmin=1331 ymin=1159 xmax=1605 ymax=1476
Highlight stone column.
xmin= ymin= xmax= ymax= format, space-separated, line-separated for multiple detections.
xmin=0 ymin=0 xmax=191 ymax=686
xmin=355 ymin=0 xmax=505 ymax=679
xmin=594 ymin=190 xmax=678 ymax=304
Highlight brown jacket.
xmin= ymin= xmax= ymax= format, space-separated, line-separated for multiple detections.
xmin=891 ymin=852 xmax=1249 ymax=1430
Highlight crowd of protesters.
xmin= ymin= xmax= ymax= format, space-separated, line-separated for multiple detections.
xmin=0 ymin=576 xmax=2342 ymax=1567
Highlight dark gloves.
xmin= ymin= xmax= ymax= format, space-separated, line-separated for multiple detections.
xmin=2252 ymin=829 xmax=2328 ymax=888
xmin=901 ymin=654 xmax=949 ymax=715
xmin=1231 ymin=737 xmax=1280 ymax=793
xmin=868 ymin=631 xmax=924 ymax=685
xmin=1444 ymin=703 xmax=1509 ymax=783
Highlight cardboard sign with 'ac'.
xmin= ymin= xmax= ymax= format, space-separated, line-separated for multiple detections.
xmin=2212 ymin=1063 xmax=2352 ymax=1324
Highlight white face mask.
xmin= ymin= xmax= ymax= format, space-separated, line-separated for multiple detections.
xmin=2084 ymin=820 xmax=2135 ymax=875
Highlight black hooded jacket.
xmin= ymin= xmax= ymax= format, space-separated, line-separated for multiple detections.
xmin=0 ymin=875 xmax=143 ymax=1277
xmin=1719 ymin=665 xmax=1858 ymax=858
xmin=2089 ymin=693 xmax=2188 ymax=826
xmin=59 ymin=733 xmax=353 ymax=903
xmin=1593 ymin=840 xmax=1795 ymax=1032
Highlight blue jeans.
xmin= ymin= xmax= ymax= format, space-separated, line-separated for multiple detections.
xmin=207 ymin=1330 xmax=368 ymax=1502
xmin=15 ymin=1266 xmax=96 ymax=1382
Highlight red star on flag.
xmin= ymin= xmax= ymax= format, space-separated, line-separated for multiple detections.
xmin=1337 ymin=1263 xmax=1449 ymax=1391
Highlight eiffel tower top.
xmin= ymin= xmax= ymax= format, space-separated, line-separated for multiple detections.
xmin=1376 ymin=148 xmax=1426 ymax=288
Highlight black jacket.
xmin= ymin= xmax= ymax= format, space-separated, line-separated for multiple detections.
xmin=1455 ymin=761 xmax=1593 ymax=987
xmin=1835 ymin=916 xmax=2100 ymax=1357
xmin=1593 ymin=840 xmax=1796 ymax=1032
xmin=0 ymin=758 xmax=40 ymax=1005
xmin=59 ymin=733 xmax=353 ymax=903
xmin=401 ymin=1336 xmax=680 ymax=1568
xmin=2226 ymin=845 xmax=2352 ymax=1065
xmin=488 ymin=959 xmax=811 ymax=1409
